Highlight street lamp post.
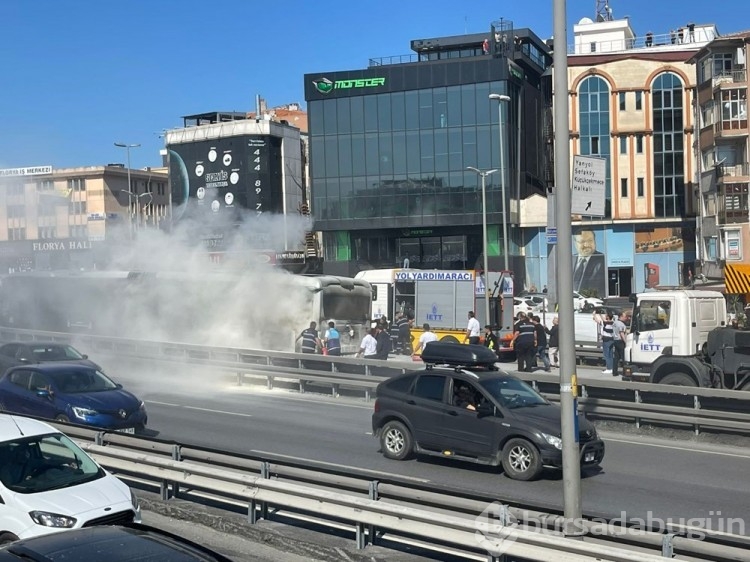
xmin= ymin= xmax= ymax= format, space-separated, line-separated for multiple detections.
xmin=488 ymin=94 xmax=511 ymax=273
xmin=118 ymin=190 xmax=152 ymax=231
xmin=114 ymin=142 xmax=140 ymax=239
xmin=467 ymin=166 xmax=498 ymax=327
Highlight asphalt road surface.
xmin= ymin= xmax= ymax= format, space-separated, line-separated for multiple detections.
xmin=102 ymin=356 xmax=750 ymax=537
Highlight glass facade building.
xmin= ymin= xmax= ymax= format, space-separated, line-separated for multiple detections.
xmin=305 ymin=29 xmax=552 ymax=275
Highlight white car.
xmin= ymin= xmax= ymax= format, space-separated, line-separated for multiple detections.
xmin=0 ymin=414 xmax=140 ymax=544
xmin=573 ymin=291 xmax=604 ymax=312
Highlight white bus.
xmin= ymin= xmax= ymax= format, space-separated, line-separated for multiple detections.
xmin=0 ymin=270 xmax=372 ymax=354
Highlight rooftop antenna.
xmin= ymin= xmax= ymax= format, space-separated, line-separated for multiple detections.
xmin=595 ymin=0 xmax=614 ymax=22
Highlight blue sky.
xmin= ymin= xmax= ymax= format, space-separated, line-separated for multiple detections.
xmin=0 ymin=0 xmax=745 ymax=171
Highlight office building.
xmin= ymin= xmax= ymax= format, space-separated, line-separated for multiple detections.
xmin=305 ymin=21 xmax=552 ymax=277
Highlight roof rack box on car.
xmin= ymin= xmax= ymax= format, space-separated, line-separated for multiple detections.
xmin=421 ymin=341 xmax=499 ymax=370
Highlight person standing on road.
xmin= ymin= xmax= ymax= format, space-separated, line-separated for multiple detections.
xmin=512 ymin=313 xmax=537 ymax=372
xmin=296 ymin=321 xmax=321 ymax=354
xmin=611 ymin=312 xmax=628 ymax=377
xmin=463 ymin=311 xmax=481 ymax=345
xmin=531 ymin=315 xmax=550 ymax=372
xmin=356 ymin=326 xmax=378 ymax=359
xmin=483 ymin=325 xmax=499 ymax=356
xmin=413 ymin=323 xmax=438 ymax=356
xmin=600 ymin=312 xmax=615 ymax=374
xmin=395 ymin=312 xmax=413 ymax=355
xmin=374 ymin=323 xmax=392 ymax=360
xmin=548 ymin=317 xmax=560 ymax=367
xmin=323 ymin=321 xmax=341 ymax=356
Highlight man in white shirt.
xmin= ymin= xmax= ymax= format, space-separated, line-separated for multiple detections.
xmin=463 ymin=311 xmax=481 ymax=345
xmin=356 ymin=327 xmax=379 ymax=358
xmin=413 ymin=323 xmax=438 ymax=355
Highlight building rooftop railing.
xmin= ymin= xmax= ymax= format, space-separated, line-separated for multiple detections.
xmin=369 ymin=54 xmax=419 ymax=67
xmin=569 ymin=27 xmax=716 ymax=55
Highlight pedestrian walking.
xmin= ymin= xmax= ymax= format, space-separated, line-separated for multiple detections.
xmin=374 ymin=323 xmax=392 ymax=360
xmin=483 ymin=325 xmax=499 ymax=358
xmin=600 ymin=312 xmax=615 ymax=374
xmin=548 ymin=317 xmax=560 ymax=367
xmin=592 ymin=307 xmax=605 ymax=343
xmin=531 ymin=315 xmax=550 ymax=372
xmin=356 ymin=325 xmax=379 ymax=358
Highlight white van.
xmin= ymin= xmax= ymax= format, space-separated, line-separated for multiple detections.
xmin=0 ymin=414 xmax=140 ymax=544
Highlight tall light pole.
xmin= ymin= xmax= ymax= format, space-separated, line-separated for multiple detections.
xmin=467 ymin=166 xmax=497 ymax=327
xmin=118 ymin=190 xmax=152 ymax=230
xmin=114 ymin=142 xmax=140 ymax=239
xmin=488 ymin=94 xmax=511 ymax=273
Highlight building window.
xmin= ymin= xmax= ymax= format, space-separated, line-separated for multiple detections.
xmin=719 ymin=183 xmax=749 ymax=224
xmin=37 ymin=180 xmax=54 ymax=192
xmin=8 ymin=228 xmax=25 ymax=241
xmin=38 ymin=204 xmax=55 ymax=217
xmin=69 ymin=201 xmax=87 ymax=215
xmin=590 ymin=42 xmax=597 ymax=53
xmin=635 ymin=91 xmax=643 ymax=110
xmin=619 ymin=92 xmax=626 ymax=111
xmin=637 ymin=177 xmax=645 ymax=197
xmin=69 ymin=225 xmax=88 ymax=238
xmin=68 ymin=178 xmax=86 ymax=192
xmin=620 ymin=178 xmax=628 ymax=197
xmin=578 ymin=75 xmax=611 ymax=216
xmin=706 ymin=236 xmax=717 ymax=260
xmin=720 ymin=89 xmax=748 ymax=131
xmin=7 ymin=183 xmax=24 ymax=197
xmin=619 ymin=136 xmax=627 ymax=154
xmin=7 ymin=205 xmax=24 ymax=219
xmin=39 ymin=226 xmax=57 ymax=239
xmin=652 ymin=72 xmax=685 ymax=218
xmin=636 ymin=135 xmax=644 ymax=153
xmin=713 ymin=53 xmax=733 ymax=78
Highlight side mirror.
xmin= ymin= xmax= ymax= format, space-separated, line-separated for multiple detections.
xmin=82 ymin=354 xmax=88 ymax=359
xmin=35 ymin=389 xmax=52 ymax=399
xmin=116 ymin=383 xmax=123 ymax=389
xmin=476 ymin=402 xmax=495 ymax=417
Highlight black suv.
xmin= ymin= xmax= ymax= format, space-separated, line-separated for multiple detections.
xmin=372 ymin=342 xmax=605 ymax=481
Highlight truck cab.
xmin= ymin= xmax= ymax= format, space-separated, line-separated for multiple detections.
xmin=624 ymin=290 xmax=726 ymax=384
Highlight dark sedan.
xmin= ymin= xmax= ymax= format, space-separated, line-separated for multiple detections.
xmin=0 ymin=524 xmax=234 ymax=561
xmin=0 ymin=364 xmax=147 ymax=433
xmin=0 ymin=342 xmax=101 ymax=375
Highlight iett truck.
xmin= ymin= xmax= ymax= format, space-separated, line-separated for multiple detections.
xmin=623 ymin=289 xmax=750 ymax=390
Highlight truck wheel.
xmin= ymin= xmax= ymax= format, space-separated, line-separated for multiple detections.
xmin=660 ymin=373 xmax=697 ymax=386
xmin=379 ymin=421 xmax=413 ymax=461
xmin=440 ymin=335 xmax=460 ymax=344
xmin=501 ymin=438 xmax=543 ymax=481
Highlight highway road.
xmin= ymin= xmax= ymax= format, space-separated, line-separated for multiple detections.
xmin=105 ymin=356 xmax=750 ymax=536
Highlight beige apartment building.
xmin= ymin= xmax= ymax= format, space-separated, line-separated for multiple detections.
xmin=554 ymin=14 xmax=718 ymax=297
xmin=689 ymin=31 xmax=750 ymax=296
xmin=0 ymin=165 xmax=168 ymax=271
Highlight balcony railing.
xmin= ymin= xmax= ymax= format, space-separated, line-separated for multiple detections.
xmin=368 ymin=54 xmax=419 ymax=67
xmin=713 ymin=69 xmax=747 ymax=87
xmin=719 ymin=162 xmax=750 ymax=178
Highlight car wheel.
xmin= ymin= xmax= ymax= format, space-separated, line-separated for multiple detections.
xmin=659 ymin=373 xmax=697 ymax=386
xmin=380 ymin=420 xmax=413 ymax=461
xmin=55 ymin=414 xmax=70 ymax=423
xmin=501 ymin=438 xmax=543 ymax=481
xmin=0 ymin=533 xmax=19 ymax=546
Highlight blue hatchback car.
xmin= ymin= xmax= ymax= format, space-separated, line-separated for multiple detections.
xmin=0 ymin=364 xmax=147 ymax=433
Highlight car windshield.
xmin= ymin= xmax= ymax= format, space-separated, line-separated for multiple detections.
xmin=30 ymin=345 xmax=85 ymax=361
xmin=480 ymin=377 xmax=549 ymax=409
xmin=0 ymin=432 xmax=103 ymax=493
xmin=53 ymin=369 xmax=118 ymax=393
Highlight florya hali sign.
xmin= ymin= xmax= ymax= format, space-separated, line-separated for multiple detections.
xmin=32 ymin=240 xmax=92 ymax=251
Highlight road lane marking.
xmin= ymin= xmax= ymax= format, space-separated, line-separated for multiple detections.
xmin=226 ymin=389 xmax=373 ymax=410
xmin=147 ymin=401 xmax=252 ymax=418
xmin=603 ymin=436 xmax=750 ymax=459
xmin=251 ymin=450 xmax=430 ymax=483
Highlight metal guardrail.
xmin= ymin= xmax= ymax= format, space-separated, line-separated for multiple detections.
xmin=52 ymin=422 xmax=749 ymax=562
xmin=3 ymin=328 xmax=750 ymax=437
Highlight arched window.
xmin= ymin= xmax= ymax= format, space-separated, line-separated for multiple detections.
xmin=578 ymin=76 xmax=611 ymax=216
xmin=652 ymin=72 xmax=685 ymax=217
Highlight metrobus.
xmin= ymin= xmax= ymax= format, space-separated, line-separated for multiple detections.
xmin=355 ymin=268 xmax=512 ymax=354
xmin=0 ymin=270 xmax=372 ymax=355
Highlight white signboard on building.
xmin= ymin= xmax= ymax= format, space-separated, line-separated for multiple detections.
xmin=0 ymin=166 xmax=52 ymax=178
xmin=571 ymin=155 xmax=606 ymax=216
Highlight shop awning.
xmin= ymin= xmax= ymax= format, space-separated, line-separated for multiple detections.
xmin=724 ymin=263 xmax=750 ymax=294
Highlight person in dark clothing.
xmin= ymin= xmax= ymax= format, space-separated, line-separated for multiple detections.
xmin=394 ymin=312 xmax=413 ymax=355
xmin=296 ymin=321 xmax=321 ymax=354
xmin=512 ymin=313 xmax=537 ymax=372
xmin=531 ymin=315 xmax=550 ymax=372
xmin=375 ymin=324 xmax=392 ymax=360
xmin=483 ymin=325 xmax=499 ymax=357
xmin=548 ymin=317 xmax=560 ymax=367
